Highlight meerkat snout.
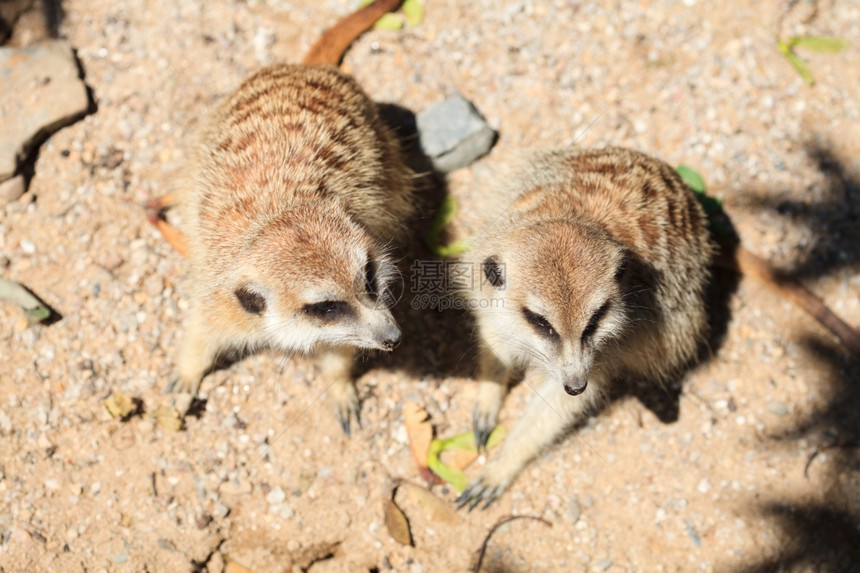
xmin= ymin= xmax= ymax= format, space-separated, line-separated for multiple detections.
xmin=377 ymin=321 xmax=402 ymax=351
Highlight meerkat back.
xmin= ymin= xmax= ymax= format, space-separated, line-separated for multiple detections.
xmin=457 ymin=147 xmax=714 ymax=508
xmin=166 ymin=1 xmax=413 ymax=436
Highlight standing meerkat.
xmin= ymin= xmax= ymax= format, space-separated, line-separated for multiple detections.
xmin=456 ymin=147 xmax=715 ymax=508
xmin=157 ymin=0 xmax=412 ymax=434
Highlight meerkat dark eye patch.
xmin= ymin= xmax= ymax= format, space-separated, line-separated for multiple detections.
xmin=581 ymin=301 xmax=611 ymax=343
xmin=235 ymin=287 xmax=267 ymax=315
xmin=364 ymin=258 xmax=378 ymax=300
xmin=303 ymin=300 xmax=354 ymax=321
xmin=482 ymin=256 xmax=505 ymax=288
xmin=522 ymin=307 xmax=559 ymax=341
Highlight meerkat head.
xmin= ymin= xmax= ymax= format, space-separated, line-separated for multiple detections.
xmin=223 ymin=202 xmax=402 ymax=355
xmin=475 ymin=220 xmax=631 ymax=396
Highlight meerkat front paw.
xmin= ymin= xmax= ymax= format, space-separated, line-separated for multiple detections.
xmin=164 ymin=376 xmax=201 ymax=417
xmin=164 ymin=376 xmax=198 ymax=395
xmin=455 ymin=462 xmax=515 ymax=511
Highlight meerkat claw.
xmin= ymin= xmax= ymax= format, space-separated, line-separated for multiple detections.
xmin=472 ymin=410 xmax=495 ymax=452
xmin=164 ymin=377 xmax=179 ymax=394
xmin=454 ymin=489 xmax=475 ymax=510
xmin=338 ymin=414 xmax=352 ymax=437
xmin=336 ymin=401 xmax=361 ymax=437
xmin=455 ymin=479 xmax=501 ymax=511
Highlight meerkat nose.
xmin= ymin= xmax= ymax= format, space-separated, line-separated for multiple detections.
xmin=381 ymin=325 xmax=402 ymax=351
xmin=563 ymin=377 xmax=588 ymax=396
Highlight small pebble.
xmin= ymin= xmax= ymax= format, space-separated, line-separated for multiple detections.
xmin=566 ymin=497 xmax=582 ymax=524
xmin=266 ymin=486 xmax=286 ymax=504
xmin=766 ymin=401 xmax=789 ymax=417
xmin=0 ymin=175 xmax=25 ymax=205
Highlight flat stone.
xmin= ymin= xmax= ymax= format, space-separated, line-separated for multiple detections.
xmin=0 ymin=40 xmax=89 ymax=181
xmin=416 ymin=93 xmax=497 ymax=173
xmin=0 ymin=174 xmax=25 ymax=205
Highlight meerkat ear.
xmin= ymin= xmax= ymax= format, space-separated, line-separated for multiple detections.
xmin=234 ymin=286 xmax=267 ymax=315
xmin=482 ymin=256 xmax=505 ymax=288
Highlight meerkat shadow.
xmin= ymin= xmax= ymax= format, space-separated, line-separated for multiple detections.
xmin=726 ymin=143 xmax=860 ymax=572
xmin=356 ymin=102 xmax=482 ymax=381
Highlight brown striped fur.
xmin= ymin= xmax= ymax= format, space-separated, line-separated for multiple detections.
xmin=167 ymin=3 xmax=413 ymax=435
xmin=457 ymin=147 xmax=714 ymax=507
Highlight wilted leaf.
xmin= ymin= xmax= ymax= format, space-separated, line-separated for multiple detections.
xmin=792 ymin=36 xmax=849 ymax=53
xmin=152 ymin=405 xmax=183 ymax=431
xmin=401 ymin=482 xmax=460 ymax=524
xmin=0 ymin=278 xmax=52 ymax=323
xmin=224 ymin=559 xmax=255 ymax=573
xmin=402 ymin=0 xmax=424 ymax=27
xmin=383 ymin=498 xmax=413 ymax=545
xmin=403 ymin=402 xmax=438 ymax=485
xmin=104 ymin=393 xmax=136 ymax=419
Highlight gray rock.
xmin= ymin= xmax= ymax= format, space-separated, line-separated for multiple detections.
xmin=0 ymin=40 xmax=90 ymax=182
xmin=416 ymin=93 xmax=496 ymax=173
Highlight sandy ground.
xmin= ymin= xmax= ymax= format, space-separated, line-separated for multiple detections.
xmin=1 ymin=0 xmax=859 ymax=571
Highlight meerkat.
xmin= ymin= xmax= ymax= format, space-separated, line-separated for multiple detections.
xmin=455 ymin=147 xmax=715 ymax=508
xmin=158 ymin=0 xmax=412 ymax=434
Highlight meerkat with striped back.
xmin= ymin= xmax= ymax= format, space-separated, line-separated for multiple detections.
xmin=456 ymin=147 xmax=715 ymax=508
xmin=161 ymin=0 xmax=412 ymax=435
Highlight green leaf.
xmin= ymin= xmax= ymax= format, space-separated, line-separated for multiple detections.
xmin=676 ymin=165 xmax=706 ymax=194
xmin=675 ymin=166 xmax=733 ymax=240
xmin=373 ymin=12 xmax=403 ymax=30
xmin=424 ymin=196 xmax=473 ymax=257
xmin=425 ymin=427 xmax=506 ymax=493
xmin=0 ymin=278 xmax=52 ymax=323
xmin=402 ymin=0 xmax=424 ymax=27
xmin=777 ymin=39 xmax=794 ymax=56
xmin=437 ymin=427 xmax=506 ymax=452
xmin=792 ymin=36 xmax=849 ymax=53
xmin=777 ymin=36 xmax=847 ymax=86
xmin=426 ymin=445 xmax=469 ymax=492
xmin=785 ymin=50 xmax=815 ymax=85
